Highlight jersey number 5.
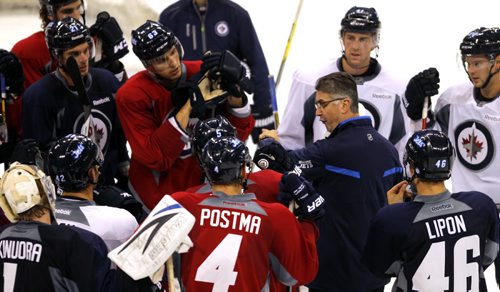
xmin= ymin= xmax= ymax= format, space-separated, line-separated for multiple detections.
xmin=195 ymin=234 xmax=243 ymax=291
xmin=412 ymin=235 xmax=480 ymax=292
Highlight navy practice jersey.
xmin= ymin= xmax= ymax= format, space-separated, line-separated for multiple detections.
xmin=363 ymin=190 xmax=499 ymax=292
xmin=0 ymin=221 xmax=113 ymax=291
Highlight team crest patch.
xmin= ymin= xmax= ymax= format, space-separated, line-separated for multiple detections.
xmin=215 ymin=21 xmax=229 ymax=37
xmin=454 ymin=120 xmax=494 ymax=171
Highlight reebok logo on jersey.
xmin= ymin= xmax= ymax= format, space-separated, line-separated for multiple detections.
xmin=55 ymin=209 xmax=72 ymax=215
xmin=429 ymin=203 xmax=453 ymax=213
xmin=372 ymin=93 xmax=392 ymax=99
xmin=92 ymin=97 xmax=111 ymax=106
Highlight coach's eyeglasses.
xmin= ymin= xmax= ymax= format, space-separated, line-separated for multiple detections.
xmin=314 ymin=97 xmax=346 ymax=110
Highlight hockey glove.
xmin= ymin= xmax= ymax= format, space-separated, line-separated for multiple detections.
xmin=189 ymin=72 xmax=230 ymax=119
xmin=9 ymin=139 xmax=45 ymax=171
xmin=0 ymin=49 xmax=24 ymax=96
xmin=403 ymin=67 xmax=440 ymax=120
xmin=201 ymin=50 xmax=254 ymax=99
xmin=251 ymin=106 xmax=276 ymax=143
xmin=253 ymin=138 xmax=294 ymax=173
xmin=279 ymin=173 xmax=325 ymax=220
xmin=93 ymin=185 xmax=146 ymax=223
xmin=90 ymin=11 xmax=129 ymax=65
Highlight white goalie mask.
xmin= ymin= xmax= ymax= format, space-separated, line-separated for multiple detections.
xmin=0 ymin=162 xmax=57 ymax=222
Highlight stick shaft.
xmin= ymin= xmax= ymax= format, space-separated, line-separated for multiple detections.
xmin=421 ymin=96 xmax=429 ymax=129
xmin=275 ymin=0 xmax=304 ymax=89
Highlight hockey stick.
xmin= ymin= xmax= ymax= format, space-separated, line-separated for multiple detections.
xmin=0 ymin=74 xmax=8 ymax=144
xmin=274 ymin=0 xmax=304 ymax=89
xmin=421 ymin=96 xmax=429 ymax=129
xmin=268 ymin=75 xmax=279 ymax=128
xmin=65 ymin=56 xmax=98 ymax=144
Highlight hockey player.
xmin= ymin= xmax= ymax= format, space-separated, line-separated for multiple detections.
xmin=170 ymin=135 xmax=323 ymax=291
xmin=363 ymin=129 xmax=499 ymax=291
xmin=159 ymin=0 xmax=275 ymax=143
xmin=256 ymin=72 xmax=403 ymax=291
xmin=11 ymin=0 xmax=129 ymax=87
xmin=278 ymin=6 xmax=410 ymax=161
xmin=115 ymin=20 xmax=254 ymax=210
xmin=403 ymin=26 xmax=500 ymax=288
xmin=22 ymin=17 xmax=129 ymax=188
xmin=0 ymin=162 xmax=117 ymax=291
xmin=187 ymin=115 xmax=284 ymax=204
xmin=404 ymin=27 xmax=500 ymax=207
xmin=48 ymin=134 xmax=138 ymax=251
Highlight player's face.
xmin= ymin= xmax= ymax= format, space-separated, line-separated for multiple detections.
xmin=315 ymin=90 xmax=349 ymax=132
xmin=341 ymin=31 xmax=376 ymax=72
xmin=149 ymin=46 xmax=182 ymax=80
xmin=54 ymin=0 xmax=84 ymax=21
xmin=62 ymin=42 xmax=91 ymax=76
xmin=464 ymin=55 xmax=498 ymax=88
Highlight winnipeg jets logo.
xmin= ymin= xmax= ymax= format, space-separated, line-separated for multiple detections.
xmin=74 ymin=109 xmax=111 ymax=153
xmin=454 ymin=120 xmax=494 ymax=171
xmin=215 ymin=21 xmax=229 ymax=37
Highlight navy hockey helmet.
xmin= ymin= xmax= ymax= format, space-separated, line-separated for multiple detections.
xmin=48 ymin=134 xmax=103 ymax=192
xmin=201 ymin=136 xmax=253 ymax=185
xmin=460 ymin=27 xmax=500 ymax=59
xmin=192 ymin=115 xmax=237 ymax=162
xmin=45 ymin=17 xmax=93 ymax=59
xmin=403 ymin=129 xmax=454 ymax=182
xmin=131 ymin=20 xmax=184 ymax=66
xmin=341 ymin=6 xmax=380 ymax=34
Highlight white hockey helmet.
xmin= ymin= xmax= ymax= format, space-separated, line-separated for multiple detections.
xmin=0 ymin=163 xmax=57 ymax=222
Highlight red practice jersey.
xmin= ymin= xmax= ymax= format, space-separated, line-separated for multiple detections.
xmin=171 ymin=191 xmax=319 ymax=291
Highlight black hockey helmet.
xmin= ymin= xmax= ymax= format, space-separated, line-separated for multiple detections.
xmin=460 ymin=27 xmax=500 ymax=59
xmin=45 ymin=17 xmax=93 ymax=59
xmin=341 ymin=6 xmax=380 ymax=34
xmin=201 ymin=136 xmax=252 ymax=185
xmin=48 ymin=134 xmax=103 ymax=192
xmin=192 ymin=115 xmax=237 ymax=162
xmin=403 ymin=129 xmax=454 ymax=181
xmin=131 ymin=20 xmax=184 ymax=66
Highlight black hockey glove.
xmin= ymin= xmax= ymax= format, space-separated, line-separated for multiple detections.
xmin=403 ymin=67 xmax=440 ymax=120
xmin=253 ymin=138 xmax=294 ymax=173
xmin=251 ymin=106 xmax=276 ymax=143
xmin=189 ymin=72 xmax=229 ymax=119
xmin=9 ymin=139 xmax=45 ymax=171
xmin=0 ymin=49 xmax=25 ymax=96
xmin=93 ymin=185 xmax=147 ymax=223
xmin=279 ymin=172 xmax=325 ymax=220
xmin=201 ymin=50 xmax=254 ymax=99
xmin=89 ymin=11 xmax=129 ymax=65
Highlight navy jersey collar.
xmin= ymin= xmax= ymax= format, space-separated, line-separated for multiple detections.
xmin=329 ymin=116 xmax=372 ymax=138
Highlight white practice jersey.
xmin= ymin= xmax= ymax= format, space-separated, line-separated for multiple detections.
xmin=435 ymin=83 xmax=500 ymax=207
xmin=278 ymin=57 xmax=410 ymax=161
xmin=55 ymin=197 xmax=139 ymax=251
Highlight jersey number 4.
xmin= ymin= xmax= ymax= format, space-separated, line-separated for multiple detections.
xmin=412 ymin=235 xmax=480 ymax=292
xmin=195 ymin=233 xmax=243 ymax=291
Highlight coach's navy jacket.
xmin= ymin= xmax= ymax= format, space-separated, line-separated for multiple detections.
xmin=289 ymin=116 xmax=403 ymax=291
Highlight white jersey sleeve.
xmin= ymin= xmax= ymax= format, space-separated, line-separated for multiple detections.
xmin=278 ymin=59 xmax=338 ymax=150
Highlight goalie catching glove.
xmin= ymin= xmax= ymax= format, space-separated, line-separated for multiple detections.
xmin=189 ymin=71 xmax=231 ymax=119
xmin=201 ymin=50 xmax=253 ymax=100
xmin=403 ymin=67 xmax=440 ymax=121
xmin=279 ymin=172 xmax=325 ymax=220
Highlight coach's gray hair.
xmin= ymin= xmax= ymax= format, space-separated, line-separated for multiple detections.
xmin=315 ymin=72 xmax=359 ymax=113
